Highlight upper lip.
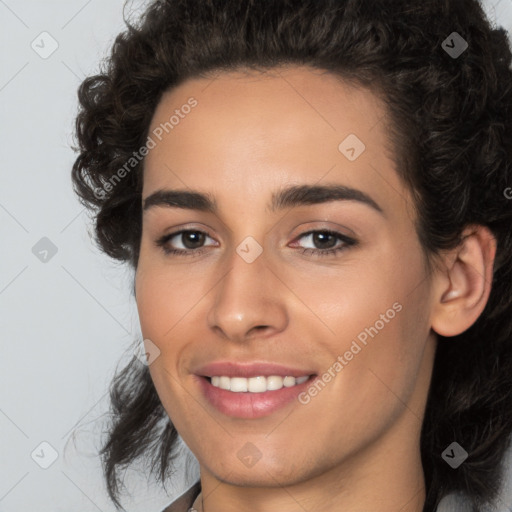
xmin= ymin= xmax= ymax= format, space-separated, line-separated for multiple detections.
xmin=194 ymin=361 xmax=316 ymax=378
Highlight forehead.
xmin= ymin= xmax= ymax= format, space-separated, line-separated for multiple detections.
xmin=143 ymin=65 xmax=411 ymax=218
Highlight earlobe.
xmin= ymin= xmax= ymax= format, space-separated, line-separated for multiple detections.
xmin=431 ymin=225 xmax=496 ymax=337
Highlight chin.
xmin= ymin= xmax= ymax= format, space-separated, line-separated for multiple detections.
xmin=204 ymin=456 xmax=319 ymax=489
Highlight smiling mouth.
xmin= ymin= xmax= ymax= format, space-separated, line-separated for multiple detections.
xmin=197 ymin=371 xmax=318 ymax=418
xmin=205 ymin=374 xmax=315 ymax=392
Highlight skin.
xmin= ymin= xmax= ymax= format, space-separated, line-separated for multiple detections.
xmin=135 ymin=65 xmax=496 ymax=512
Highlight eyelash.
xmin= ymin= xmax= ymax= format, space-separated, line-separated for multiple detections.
xmin=155 ymin=229 xmax=357 ymax=258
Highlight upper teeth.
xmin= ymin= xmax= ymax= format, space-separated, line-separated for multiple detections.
xmin=210 ymin=375 xmax=309 ymax=392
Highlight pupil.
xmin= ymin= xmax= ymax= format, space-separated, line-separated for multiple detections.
xmin=313 ymin=232 xmax=335 ymax=249
xmin=183 ymin=231 xmax=204 ymax=249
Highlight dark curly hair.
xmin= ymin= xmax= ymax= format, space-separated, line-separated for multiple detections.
xmin=71 ymin=0 xmax=512 ymax=510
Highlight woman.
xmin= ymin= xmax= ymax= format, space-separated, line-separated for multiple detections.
xmin=71 ymin=0 xmax=512 ymax=511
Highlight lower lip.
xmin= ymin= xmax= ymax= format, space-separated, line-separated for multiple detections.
xmin=195 ymin=375 xmax=316 ymax=419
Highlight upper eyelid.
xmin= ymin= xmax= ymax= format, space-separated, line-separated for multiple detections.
xmin=158 ymin=228 xmax=216 ymax=244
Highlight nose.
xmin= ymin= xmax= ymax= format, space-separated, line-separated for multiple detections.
xmin=206 ymin=243 xmax=288 ymax=343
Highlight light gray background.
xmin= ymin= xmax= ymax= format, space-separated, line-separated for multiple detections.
xmin=0 ymin=1 xmax=511 ymax=511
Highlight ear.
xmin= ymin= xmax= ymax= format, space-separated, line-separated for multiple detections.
xmin=430 ymin=225 xmax=497 ymax=337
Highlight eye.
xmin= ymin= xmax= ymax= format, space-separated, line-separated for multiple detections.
xmin=155 ymin=228 xmax=357 ymax=258
xmin=291 ymin=230 xmax=357 ymax=257
xmin=155 ymin=229 xmax=216 ymax=256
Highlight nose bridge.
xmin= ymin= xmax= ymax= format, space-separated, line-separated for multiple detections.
xmin=207 ymin=238 xmax=287 ymax=340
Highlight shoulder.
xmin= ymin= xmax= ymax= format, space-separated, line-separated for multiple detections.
xmin=160 ymin=481 xmax=201 ymax=512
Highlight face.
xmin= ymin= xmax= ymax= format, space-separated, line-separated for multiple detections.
xmin=135 ymin=66 xmax=438 ymax=490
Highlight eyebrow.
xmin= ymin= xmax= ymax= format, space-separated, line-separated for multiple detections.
xmin=143 ymin=184 xmax=384 ymax=216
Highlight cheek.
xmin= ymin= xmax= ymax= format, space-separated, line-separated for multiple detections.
xmin=298 ymin=241 xmax=430 ymax=383
xmin=135 ymin=264 xmax=202 ymax=425
xmin=134 ymin=251 xmax=208 ymax=342
xmin=283 ymin=251 xmax=403 ymax=341
xmin=135 ymin=268 xmax=171 ymax=341
xmin=344 ymin=276 xmax=431 ymax=413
